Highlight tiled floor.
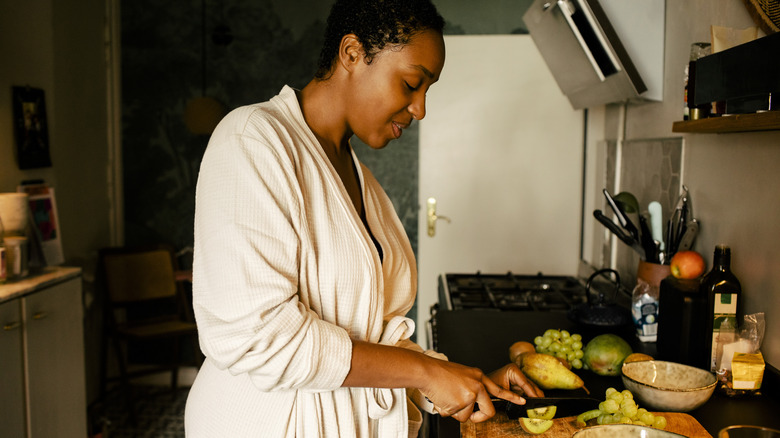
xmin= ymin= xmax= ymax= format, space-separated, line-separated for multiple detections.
xmin=97 ymin=385 xmax=188 ymax=438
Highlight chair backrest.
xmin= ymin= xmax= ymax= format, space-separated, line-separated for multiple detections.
xmin=101 ymin=247 xmax=178 ymax=304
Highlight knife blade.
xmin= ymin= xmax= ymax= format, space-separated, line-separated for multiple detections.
xmin=603 ymin=189 xmax=639 ymax=240
xmin=490 ymin=396 xmax=602 ymax=419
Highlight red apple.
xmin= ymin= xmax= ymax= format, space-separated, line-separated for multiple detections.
xmin=670 ymin=250 xmax=706 ymax=279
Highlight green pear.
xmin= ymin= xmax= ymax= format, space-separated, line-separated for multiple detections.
xmin=520 ymin=353 xmax=585 ymax=390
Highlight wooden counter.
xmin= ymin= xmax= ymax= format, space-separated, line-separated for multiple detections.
xmin=0 ymin=266 xmax=82 ymax=303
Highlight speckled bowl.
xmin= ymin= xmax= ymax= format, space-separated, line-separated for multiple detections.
xmin=573 ymin=424 xmax=687 ymax=437
xmin=622 ymin=360 xmax=717 ymax=412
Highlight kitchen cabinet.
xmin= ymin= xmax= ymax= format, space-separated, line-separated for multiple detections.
xmin=672 ymin=111 xmax=780 ymax=134
xmin=0 ymin=299 xmax=26 ymax=438
xmin=0 ymin=268 xmax=86 ymax=438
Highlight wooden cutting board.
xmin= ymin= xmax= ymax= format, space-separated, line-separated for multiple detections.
xmin=461 ymin=412 xmax=712 ymax=437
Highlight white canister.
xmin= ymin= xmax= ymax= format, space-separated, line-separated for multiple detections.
xmin=4 ymin=236 xmax=29 ymax=279
xmin=0 ymin=193 xmax=30 ymax=236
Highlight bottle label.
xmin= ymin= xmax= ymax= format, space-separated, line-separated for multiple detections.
xmin=632 ymin=297 xmax=658 ymax=341
xmin=714 ymin=293 xmax=737 ymax=313
xmin=710 ymin=293 xmax=738 ymax=371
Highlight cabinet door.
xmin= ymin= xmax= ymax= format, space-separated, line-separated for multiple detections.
xmin=0 ymin=299 xmax=26 ymax=438
xmin=24 ymin=278 xmax=87 ymax=438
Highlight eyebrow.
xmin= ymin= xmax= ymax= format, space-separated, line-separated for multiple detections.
xmin=413 ymin=64 xmax=435 ymax=79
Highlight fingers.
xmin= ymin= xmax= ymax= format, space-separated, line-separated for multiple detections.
xmin=488 ymin=363 xmax=545 ymax=399
xmin=515 ymin=375 xmax=544 ymax=397
xmin=484 ymin=375 xmax=527 ymax=406
xmin=467 ymin=386 xmax=496 ymax=423
xmin=427 ymin=368 xmax=497 ymax=423
xmin=512 ymin=373 xmax=545 ymax=398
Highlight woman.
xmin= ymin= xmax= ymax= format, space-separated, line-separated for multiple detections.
xmin=185 ymin=0 xmax=542 ymax=436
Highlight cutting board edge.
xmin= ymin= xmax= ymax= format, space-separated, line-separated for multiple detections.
xmin=460 ymin=411 xmax=712 ymax=438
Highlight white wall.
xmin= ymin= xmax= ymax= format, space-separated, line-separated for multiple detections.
xmin=585 ymin=1 xmax=780 ymax=367
xmin=0 ymin=0 xmax=58 ymax=190
xmin=0 ymin=0 xmax=111 ymax=268
xmin=0 ymin=0 xmax=112 ymax=403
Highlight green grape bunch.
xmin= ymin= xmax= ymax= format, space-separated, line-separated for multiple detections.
xmin=533 ymin=329 xmax=585 ymax=369
xmin=577 ymin=387 xmax=668 ymax=429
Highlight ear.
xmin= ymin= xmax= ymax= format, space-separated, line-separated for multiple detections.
xmin=338 ymin=34 xmax=363 ymax=73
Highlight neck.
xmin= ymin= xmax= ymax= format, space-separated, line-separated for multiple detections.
xmin=299 ymin=77 xmax=352 ymax=156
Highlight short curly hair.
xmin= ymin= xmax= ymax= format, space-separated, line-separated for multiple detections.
xmin=314 ymin=0 xmax=445 ymax=79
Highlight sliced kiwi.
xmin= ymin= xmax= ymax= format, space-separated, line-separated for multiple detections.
xmin=526 ymin=405 xmax=557 ymax=420
xmin=519 ymin=417 xmax=554 ymax=435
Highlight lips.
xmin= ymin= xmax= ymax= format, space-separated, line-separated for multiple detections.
xmin=392 ymin=121 xmax=410 ymax=139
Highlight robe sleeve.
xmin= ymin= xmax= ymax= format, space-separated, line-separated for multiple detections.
xmin=192 ymin=106 xmax=353 ymax=392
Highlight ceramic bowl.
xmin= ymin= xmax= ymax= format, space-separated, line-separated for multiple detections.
xmin=622 ymin=360 xmax=717 ymax=412
xmin=718 ymin=425 xmax=780 ymax=438
xmin=572 ymin=424 xmax=687 ymax=437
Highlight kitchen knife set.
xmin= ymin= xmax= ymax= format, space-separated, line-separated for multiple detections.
xmin=594 ymin=187 xmax=698 ymax=264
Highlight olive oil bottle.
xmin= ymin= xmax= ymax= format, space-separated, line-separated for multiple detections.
xmin=701 ymin=244 xmax=742 ymax=372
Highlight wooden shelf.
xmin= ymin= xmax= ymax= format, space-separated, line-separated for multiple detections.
xmin=672 ymin=111 xmax=780 ymax=133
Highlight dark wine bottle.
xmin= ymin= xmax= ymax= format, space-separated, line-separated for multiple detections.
xmin=701 ymin=244 xmax=742 ymax=372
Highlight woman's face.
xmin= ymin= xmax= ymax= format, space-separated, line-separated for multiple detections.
xmin=346 ymin=29 xmax=445 ymax=149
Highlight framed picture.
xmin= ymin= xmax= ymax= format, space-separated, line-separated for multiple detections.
xmin=17 ymin=183 xmax=64 ymax=267
xmin=12 ymin=86 xmax=52 ymax=169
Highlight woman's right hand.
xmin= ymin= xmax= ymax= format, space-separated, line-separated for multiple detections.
xmin=419 ymin=359 xmax=526 ymax=423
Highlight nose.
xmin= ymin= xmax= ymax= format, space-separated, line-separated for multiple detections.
xmin=409 ymin=92 xmax=427 ymax=120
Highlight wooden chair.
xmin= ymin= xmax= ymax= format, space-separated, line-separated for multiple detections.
xmin=97 ymin=244 xmax=201 ymax=422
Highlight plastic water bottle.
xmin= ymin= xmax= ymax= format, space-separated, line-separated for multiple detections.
xmin=632 ymin=280 xmax=659 ymax=342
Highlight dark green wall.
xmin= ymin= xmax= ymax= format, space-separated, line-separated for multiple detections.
xmin=121 ymin=0 xmax=534 ymax=321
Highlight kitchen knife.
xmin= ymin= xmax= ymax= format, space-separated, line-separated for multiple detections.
xmin=639 ymin=215 xmax=659 ymax=263
xmin=593 ymin=210 xmax=646 ymax=259
xmin=593 ymin=209 xmax=631 ymax=244
xmin=490 ymin=396 xmax=602 ymax=419
xmin=648 ymin=201 xmax=664 ymax=251
xmin=677 ymin=219 xmax=699 ymax=251
xmin=667 ymin=186 xmax=689 ymax=256
xmin=603 ymin=189 xmax=639 ymax=240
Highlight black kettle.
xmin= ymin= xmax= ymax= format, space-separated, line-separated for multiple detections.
xmin=568 ymin=268 xmax=632 ymax=327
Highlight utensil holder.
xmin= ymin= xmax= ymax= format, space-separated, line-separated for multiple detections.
xmin=637 ymin=260 xmax=671 ymax=287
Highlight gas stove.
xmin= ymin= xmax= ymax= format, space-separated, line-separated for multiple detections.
xmin=437 ymin=271 xmax=589 ymax=312
xmin=427 ymin=268 xmax=629 ymax=353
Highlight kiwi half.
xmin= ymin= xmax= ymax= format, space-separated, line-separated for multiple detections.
xmin=526 ymin=405 xmax=557 ymax=420
xmin=519 ymin=417 xmax=554 ymax=434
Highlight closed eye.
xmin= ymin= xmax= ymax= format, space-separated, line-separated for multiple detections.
xmin=405 ymin=81 xmax=418 ymax=91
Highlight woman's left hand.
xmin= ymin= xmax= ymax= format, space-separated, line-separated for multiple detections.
xmin=487 ymin=363 xmax=544 ymax=404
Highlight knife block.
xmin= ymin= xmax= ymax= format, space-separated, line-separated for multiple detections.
xmin=657 ymin=276 xmax=709 ymax=369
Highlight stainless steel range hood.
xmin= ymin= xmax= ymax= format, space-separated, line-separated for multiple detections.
xmin=523 ymin=0 xmax=664 ymax=109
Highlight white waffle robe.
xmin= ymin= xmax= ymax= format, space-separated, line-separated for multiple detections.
xmin=185 ymin=86 xmax=437 ymax=437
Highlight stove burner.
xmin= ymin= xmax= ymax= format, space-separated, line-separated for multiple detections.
xmin=438 ymin=271 xmax=588 ymax=312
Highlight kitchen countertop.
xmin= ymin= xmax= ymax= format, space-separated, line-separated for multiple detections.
xmin=431 ymin=309 xmax=780 ymax=437
xmin=0 ymin=266 xmax=82 ymax=303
